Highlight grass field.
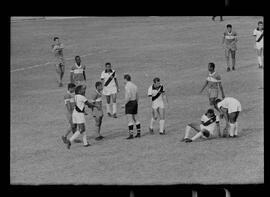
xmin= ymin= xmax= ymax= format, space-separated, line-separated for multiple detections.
xmin=10 ymin=16 xmax=263 ymax=185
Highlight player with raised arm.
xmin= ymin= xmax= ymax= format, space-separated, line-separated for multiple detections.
xmin=70 ymin=56 xmax=86 ymax=86
xmin=181 ymin=109 xmax=221 ymax=143
xmin=51 ymin=37 xmax=65 ymax=87
xmin=253 ymin=21 xmax=264 ymax=68
xmin=148 ymin=77 xmax=169 ymax=135
xmin=222 ymin=24 xmax=238 ymax=71
xmin=100 ymin=62 xmax=120 ymax=118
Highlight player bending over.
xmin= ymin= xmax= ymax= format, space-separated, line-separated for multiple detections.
xmin=148 ymin=77 xmax=169 ymax=135
xmin=66 ymin=85 xmax=98 ymax=149
xmin=181 ymin=109 xmax=221 ymax=143
xmin=253 ymin=21 xmax=264 ymax=69
xmin=61 ymin=83 xmax=76 ymax=144
xmin=216 ymin=97 xmax=241 ymax=137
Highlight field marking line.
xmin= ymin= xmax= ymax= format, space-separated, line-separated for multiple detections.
xmin=10 ymin=50 xmax=107 ymax=73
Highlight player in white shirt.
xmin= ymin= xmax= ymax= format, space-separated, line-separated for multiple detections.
xmin=51 ymin=37 xmax=65 ymax=87
xmin=66 ymin=85 xmax=98 ymax=149
xmin=100 ymin=62 xmax=120 ymax=118
xmin=253 ymin=21 xmax=264 ymax=68
xmin=182 ymin=109 xmax=221 ymax=143
xmin=216 ymin=97 xmax=241 ymax=137
xmin=148 ymin=77 xmax=169 ymax=135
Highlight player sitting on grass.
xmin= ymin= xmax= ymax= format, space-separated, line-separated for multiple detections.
xmin=90 ymin=81 xmax=104 ymax=141
xmin=61 ymin=83 xmax=76 ymax=144
xmin=181 ymin=109 xmax=221 ymax=143
xmin=66 ymin=85 xmax=98 ymax=149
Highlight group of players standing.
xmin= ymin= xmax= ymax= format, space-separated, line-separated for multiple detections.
xmin=51 ymin=20 xmax=263 ymax=148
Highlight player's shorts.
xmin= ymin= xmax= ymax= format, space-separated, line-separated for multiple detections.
xmin=225 ymin=44 xmax=237 ymax=53
xmin=255 ymin=42 xmax=263 ymax=50
xmin=102 ymin=86 xmax=117 ymax=96
xmin=72 ymin=110 xmax=85 ymax=124
xmin=208 ymin=88 xmax=218 ymax=99
xmin=152 ymin=101 xmax=164 ymax=110
xmin=228 ymin=100 xmax=242 ymax=114
xmin=125 ymin=100 xmax=138 ymax=115
xmin=200 ymin=124 xmax=215 ymax=137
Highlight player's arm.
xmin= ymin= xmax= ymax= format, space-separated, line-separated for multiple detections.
xmin=114 ymin=77 xmax=120 ymax=92
xmin=162 ymin=92 xmax=169 ymax=106
xmin=222 ymin=33 xmax=225 ymax=45
xmin=218 ymin=82 xmax=225 ymax=99
xmin=70 ymin=70 xmax=74 ymax=83
xmin=83 ymin=69 xmax=86 ymax=81
xmin=216 ymin=122 xmax=221 ymax=137
xmin=65 ymin=100 xmax=72 ymax=113
xmin=231 ymin=32 xmax=238 ymax=44
xmin=85 ymin=100 xmax=98 ymax=109
xmin=200 ymin=80 xmax=208 ymax=94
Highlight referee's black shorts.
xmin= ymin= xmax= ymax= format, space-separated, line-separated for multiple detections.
xmin=125 ymin=100 xmax=138 ymax=115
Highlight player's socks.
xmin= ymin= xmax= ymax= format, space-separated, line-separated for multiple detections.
xmin=150 ymin=118 xmax=155 ymax=129
xmin=112 ymin=103 xmax=117 ymax=115
xmin=159 ymin=120 xmax=165 ymax=133
xmin=191 ymin=132 xmax=203 ymax=141
xmin=234 ymin=122 xmax=239 ymax=136
xmin=69 ymin=130 xmax=80 ymax=143
xmin=82 ymin=133 xmax=88 ymax=145
xmin=229 ymin=123 xmax=235 ymax=137
xmin=106 ymin=103 xmax=111 ymax=114
xmin=184 ymin=125 xmax=192 ymax=139
xmin=135 ymin=122 xmax=141 ymax=137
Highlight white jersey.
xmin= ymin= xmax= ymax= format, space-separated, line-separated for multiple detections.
xmin=217 ymin=97 xmax=242 ymax=114
xmin=253 ymin=28 xmax=264 ymax=45
xmin=101 ymin=69 xmax=117 ymax=95
xmin=148 ymin=84 xmax=165 ymax=109
xmin=200 ymin=113 xmax=220 ymax=135
xmin=74 ymin=94 xmax=88 ymax=112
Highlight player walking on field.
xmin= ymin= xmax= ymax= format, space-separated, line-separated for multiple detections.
xmin=61 ymin=83 xmax=76 ymax=144
xmin=200 ymin=62 xmax=225 ymax=111
xmin=181 ymin=108 xmax=221 ymax=143
xmin=90 ymin=81 xmax=105 ymax=141
xmin=70 ymin=56 xmax=86 ymax=86
xmin=100 ymin=62 xmax=120 ymax=118
xmin=121 ymin=74 xmax=141 ymax=139
xmin=253 ymin=21 xmax=264 ymax=68
xmin=148 ymin=77 xmax=169 ymax=135
xmin=216 ymin=97 xmax=242 ymax=137
xmin=51 ymin=37 xmax=65 ymax=87
xmin=66 ymin=85 xmax=98 ymax=149
xmin=222 ymin=24 xmax=238 ymax=71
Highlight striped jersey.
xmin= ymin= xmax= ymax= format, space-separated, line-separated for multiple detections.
xmin=207 ymin=71 xmax=221 ymax=89
xmin=253 ymin=28 xmax=264 ymax=44
xmin=52 ymin=43 xmax=64 ymax=58
xmin=148 ymin=84 xmax=165 ymax=104
xmin=71 ymin=63 xmax=86 ymax=83
xmin=224 ymin=30 xmax=237 ymax=46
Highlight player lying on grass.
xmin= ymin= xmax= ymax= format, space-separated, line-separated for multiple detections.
xmin=216 ymin=97 xmax=242 ymax=137
xmin=61 ymin=83 xmax=76 ymax=144
xmin=253 ymin=21 xmax=264 ymax=69
xmin=90 ymin=81 xmax=104 ymax=141
xmin=65 ymin=85 xmax=99 ymax=149
xmin=51 ymin=37 xmax=65 ymax=87
xmin=181 ymin=109 xmax=221 ymax=143
xmin=70 ymin=55 xmax=86 ymax=86
xmin=148 ymin=77 xmax=169 ymax=135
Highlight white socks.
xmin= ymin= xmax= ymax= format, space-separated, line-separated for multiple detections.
xmin=235 ymin=122 xmax=239 ymax=136
xmin=106 ymin=103 xmax=117 ymax=114
xmin=184 ymin=125 xmax=192 ymax=139
xmin=258 ymin=56 xmax=263 ymax=66
xmin=150 ymin=118 xmax=155 ymax=129
xmin=112 ymin=103 xmax=117 ymax=114
xmin=191 ymin=132 xmax=203 ymax=141
xmin=229 ymin=123 xmax=236 ymax=137
xmin=69 ymin=130 xmax=80 ymax=142
xmin=83 ymin=133 xmax=88 ymax=145
xmin=106 ymin=104 xmax=111 ymax=114
xmin=159 ymin=120 xmax=165 ymax=133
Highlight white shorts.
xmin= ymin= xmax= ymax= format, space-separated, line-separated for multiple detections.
xmin=228 ymin=100 xmax=241 ymax=114
xmin=102 ymin=86 xmax=117 ymax=96
xmin=200 ymin=124 xmax=215 ymax=136
xmin=72 ymin=110 xmax=85 ymax=124
xmin=255 ymin=42 xmax=263 ymax=50
xmin=152 ymin=101 xmax=164 ymax=110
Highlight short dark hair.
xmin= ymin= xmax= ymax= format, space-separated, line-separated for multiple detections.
xmin=215 ymin=98 xmax=222 ymax=104
xmin=208 ymin=62 xmax=215 ymax=69
xmin=153 ymin=77 xmax=160 ymax=83
xmin=53 ymin=37 xmax=59 ymax=41
xmin=75 ymin=55 xmax=80 ymax=59
xmin=206 ymin=108 xmax=214 ymax=115
xmin=258 ymin=21 xmax=263 ymax=25
xmin=95 ymin=81 xmax=102 ymax=88
xmin=226 ymin=24 xmax=232 ymax=28
xmin=67 ymin=83 xmax=76 ymax=89
xmin=105 ymin=62 xmax=111 ymax=66
xmin=75 ymin=85 xmax=86 ymax=94
xmin=124 ymin=74 xmax=131 ymax=81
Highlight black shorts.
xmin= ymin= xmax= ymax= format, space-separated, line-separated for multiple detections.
xmin=125 ymin=100 xmax=138 ymax=115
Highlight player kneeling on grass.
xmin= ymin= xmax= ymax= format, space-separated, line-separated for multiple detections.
xmin=61 ymin=83 xmax=76 ymax=144
xmin=182 ymin=109 xmax=221 ymax=143
xmin=66 ymin=85 xmax=98 ymax=149
xmin=90 ymin=81 xmax=104 ymax=141
xmin=216 ymin=97 xmax=241 ymax=138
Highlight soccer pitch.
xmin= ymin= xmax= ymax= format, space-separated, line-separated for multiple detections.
xmin=10 ymin=16 xmax=263 ymax=184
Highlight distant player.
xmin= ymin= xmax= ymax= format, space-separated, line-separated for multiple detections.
xmin=253 ymin=21 xmax=264 ymax=68
xmin=90 ymin=81 xmax=104 ymax=141
xmin=61 ymin=83 xmax=76 ymax=144
xmin=222 ymin=24 xmax=238 ymax=71
xmin=216 ymin=97 xmax=241 ymax=137
xmin=148 ymin=77 xmax=169 ymax=135
xmin=51 ymin=37 xmax=65 ymax=87
xmin=66 ymin=85 xmax=98 ymax=149
xmin=70 ymin=56 xmax=86 ymax=86
xmin=100 ymin=62 xmax=120 ymax=118
xmin=200 ymin=62 xmax=225 ymax=111
xmin=212 ymin=16 xmax=223 ymax=21
xmin=121 ymin=74 xmax=141 ymax=139
xmin=181 ymin=108 xmax=221 ymax=143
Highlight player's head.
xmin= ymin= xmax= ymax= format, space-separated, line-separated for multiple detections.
xmin=75 ymin=85 xmax=86 ymax=95
xmin=124 ymin=74 xmax=131 ymax=84
xmin=258 ymin=21 xmax=263 ymax=30
xmin=95 ymin=81 xmax=103 ymax=91
xmin=75 ymin=56 xmax=81 ymax=65
xmin=105 ymin=62 xmax=112 ymax=71
xmin=53 ymin=37 xmax=60 ymax=43
xmin=215 ymin=98 xmax=222 ymax=109
xmin=226 ymin=24 xmax=232 ymax=32
xmin=67 ymin=83 xmax=76 ymax=93
xmin=153 ymin=77 xmax=161 ymax=87
xmin=206 ymin=108 xmax=215 ymax=117
xmin=208 ymin=62 xmax=215 ymax=72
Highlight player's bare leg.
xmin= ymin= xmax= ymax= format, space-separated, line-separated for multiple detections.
xmin=149 ymin=108 xmax=158 ymax=134
xmin=94 ymin=117 xmax=104 ymax=140
xmin=111 ymin=93 xmax=117 ymax=118
xmin=126 ymin=114 xmax=134 ymax=139
xmin=133 ymin=114 xmax=141 ymax=138
xmin=182 ymin=122 xmax=201 ymax=141
xmin=225 ymin=49 xmax=231 ymax=71
xmin=106 ymin=95 xmax=112 ymax=117
xmin=59 ymin=63 xmax=65 ymax=86
xmin=257 ymin=48 xmax=263 ymax=68
xmin=228 ymin=111 xmax=239 ymax=137
xmin=231 ymin=50 xmax=236 ymax=70
xmin=158 ymin=108 xmax=165 ymax=135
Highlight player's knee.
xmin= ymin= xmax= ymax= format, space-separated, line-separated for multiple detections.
xmin=202 ymin=129 xmax=210 ymax=138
